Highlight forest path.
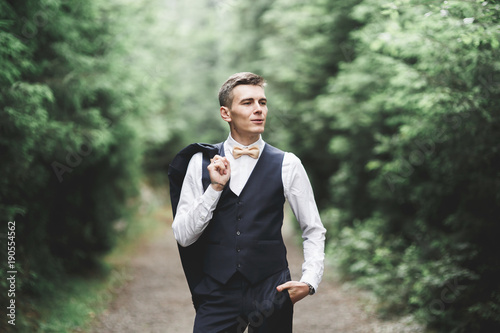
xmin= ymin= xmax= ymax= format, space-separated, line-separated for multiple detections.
xmin=90 ymin=187 xmax=424 ymax=333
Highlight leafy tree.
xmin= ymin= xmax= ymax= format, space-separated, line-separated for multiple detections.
xmin=257 ymin=0 xmax=364 ymax=208
xmin=319 ymin=1 xmax=500 ymax=331
xmin=0 ymin=0 xmax=174 ymax=329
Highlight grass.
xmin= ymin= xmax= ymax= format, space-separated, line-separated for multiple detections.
xmin=16 ymin=182 xmax=171 ymax=333
xmin=30 ymin=265 xmax=127 ymax=333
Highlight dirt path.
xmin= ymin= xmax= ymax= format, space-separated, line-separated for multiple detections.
xmin=91 ymin=203 xmax=424 ymax=332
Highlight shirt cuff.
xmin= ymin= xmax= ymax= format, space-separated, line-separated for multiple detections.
xmin=300 ymin=274 xmax=320 ymax=293
xmin=202 ymin=184 xmax=223 ymax=210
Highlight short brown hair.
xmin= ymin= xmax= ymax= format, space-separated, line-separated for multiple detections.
xmin=218 ymin=72 xmax=266 ymax=107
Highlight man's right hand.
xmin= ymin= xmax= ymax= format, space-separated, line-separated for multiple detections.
xmin=207 ymin=155 xmax=231 ymax=191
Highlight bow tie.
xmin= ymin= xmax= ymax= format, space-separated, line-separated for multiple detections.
xmin=233 ymin=146 xmax=260 ymax=159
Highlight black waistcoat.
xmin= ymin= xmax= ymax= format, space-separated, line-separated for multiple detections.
xmin=200 ymin=143 xmax=288 ymax=285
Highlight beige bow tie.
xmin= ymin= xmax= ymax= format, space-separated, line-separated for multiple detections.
xmin=233 ymin=146 xmax=260 ymax=159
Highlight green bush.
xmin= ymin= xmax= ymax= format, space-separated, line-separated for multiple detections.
xmin=320 ymin=1 xmax=500 ymax=331
xmin=0 ymin=1 xmax=148 ymax=330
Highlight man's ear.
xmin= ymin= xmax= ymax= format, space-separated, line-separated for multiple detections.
xmin=220 ymin=106 xmax=231 ymax=123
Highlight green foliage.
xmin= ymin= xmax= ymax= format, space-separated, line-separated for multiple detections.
xmin=317 ymin=0 xmax=500 ymax=331
xmin=255 ymin=0 xmax=364 ymax=207
xmin=25 ymin=265 xmax=125 ymax=333
xmin=0 ymin=0 xmax=174 ymax=330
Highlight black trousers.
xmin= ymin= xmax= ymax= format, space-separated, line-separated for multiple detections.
xmin=192 ymin=268 xmax=294 ymax=333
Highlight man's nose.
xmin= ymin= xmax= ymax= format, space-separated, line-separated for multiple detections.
xmin=253 ymin=101 xmax=263 ymax=113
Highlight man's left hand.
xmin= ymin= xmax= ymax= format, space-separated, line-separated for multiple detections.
xmin=276 ymin=281 xmax=310 ymax=304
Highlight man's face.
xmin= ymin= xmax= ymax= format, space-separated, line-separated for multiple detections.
xmin=223 ymin=84 xmax=267 ymax=143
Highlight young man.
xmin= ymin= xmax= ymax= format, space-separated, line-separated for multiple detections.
xmin=172 ymin=72 xmax=326 ymax=332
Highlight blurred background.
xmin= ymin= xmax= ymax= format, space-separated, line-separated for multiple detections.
xmin=1 ymin=0 xmax=499 ymax=332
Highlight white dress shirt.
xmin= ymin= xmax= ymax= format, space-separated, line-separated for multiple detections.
xmin=172 ymin=134 xmax=326 ymax=291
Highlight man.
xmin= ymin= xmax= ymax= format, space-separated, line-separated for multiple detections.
xmin=172 ymin=72 xmax=326 ymax=332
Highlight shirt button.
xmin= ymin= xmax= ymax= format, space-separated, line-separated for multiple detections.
xmin=236 ymin=231 xmax=241 ymax=236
